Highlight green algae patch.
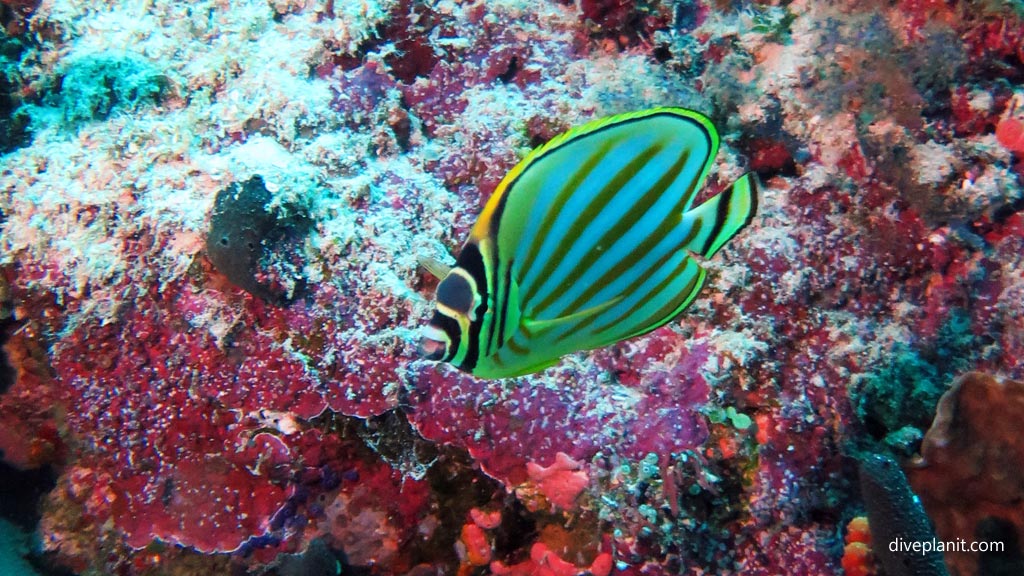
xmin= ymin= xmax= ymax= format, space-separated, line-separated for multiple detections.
xmin=853 ymin=309 xmax=978 ymax=456
xmin=0 ymin=30 xmax=31 ymax=153
xmin=56 ymin=52 xmax=169 ymax=124
xmin=0 ymin=519 xmax=42 ymax=576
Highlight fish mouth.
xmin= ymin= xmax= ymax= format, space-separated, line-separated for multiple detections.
xmin=417 ymin=324 xmax=449 ymax=361
xmin=417 ymin=336 xmax=447 ymax=361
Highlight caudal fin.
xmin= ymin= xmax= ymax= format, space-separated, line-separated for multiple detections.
xmin=681 ymin=172 xmax=761 ymax=259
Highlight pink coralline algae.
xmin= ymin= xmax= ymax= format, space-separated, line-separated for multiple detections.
xmin=406 ymin=335 xmax=710 ymax=490
xmin=524 ymin=452 xmax=590 ymax=511
xmin=491 ymin=542 xmax=614 ymax=576
xmin=34 ymin=264 xmax=429 ymax=556
xmin=48 ymin=289 xmax=300 ymax=553
xmin=0 ymin=0 xmax=1023 ymax=575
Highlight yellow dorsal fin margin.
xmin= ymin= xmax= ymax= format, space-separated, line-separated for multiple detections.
xmin=471 ymin=107 xmax=717 ymax=243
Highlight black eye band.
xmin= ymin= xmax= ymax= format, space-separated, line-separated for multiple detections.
xmin=431 ymin=312 xmax=461 ymax=363
xmin=436 ymin=271 xmax=475 ymax=316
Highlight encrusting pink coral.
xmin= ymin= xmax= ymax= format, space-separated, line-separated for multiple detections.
xmin=490 ymin=542 xmax=612 ymax=576
xmin=524 ymin=452 xmax=589 ymax=511
xmin=469 ymin=506 xmax=502 ymax=529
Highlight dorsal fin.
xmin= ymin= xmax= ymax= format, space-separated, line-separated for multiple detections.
xmin=681 ymin=171 xmax=761 ymax=259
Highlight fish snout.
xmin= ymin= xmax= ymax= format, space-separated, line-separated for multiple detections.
xmin=417 ymin=336 xmax=447 ymax=361
xmin=417 ymin=324 xmax=449 ymax=361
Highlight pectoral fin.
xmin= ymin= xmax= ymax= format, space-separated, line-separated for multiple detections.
xmin=523 ymin=296 xmax=624 ymax=336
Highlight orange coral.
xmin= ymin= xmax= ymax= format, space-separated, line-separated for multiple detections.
xmin=841 ymin=516 xmax=877 ymax=576
xmin=459 ymin=522 xmax=492 ymax=566
xmin=847 ymin=516 xmax=872 ymax=545
xmin=842 ymin=542 xmax=874 ymax=576
xmin=996 ymin=117 xmax=1024 ymax=153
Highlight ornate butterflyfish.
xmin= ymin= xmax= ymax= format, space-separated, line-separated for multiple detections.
xmin=419 ymin=107 xmax=760 ymax=379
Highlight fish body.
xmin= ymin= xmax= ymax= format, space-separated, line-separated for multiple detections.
xmin=420 ymin=107 xmax=760 ymax=379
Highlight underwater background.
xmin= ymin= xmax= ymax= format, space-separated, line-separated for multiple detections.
xmin=1 ymin=0 xmax=1023 ymax=574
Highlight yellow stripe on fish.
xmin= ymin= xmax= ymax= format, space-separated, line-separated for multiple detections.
xmin=418 ymin=107 xmax=761 ymax=379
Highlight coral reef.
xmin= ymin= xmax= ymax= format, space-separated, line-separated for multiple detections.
xmin=0 ymin=0 xmax=1021 ymax=575
xmin=851 ymin=309 xmax=978 ymax=456
xmin=0 ymin=0 xmax=40 ymax=36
